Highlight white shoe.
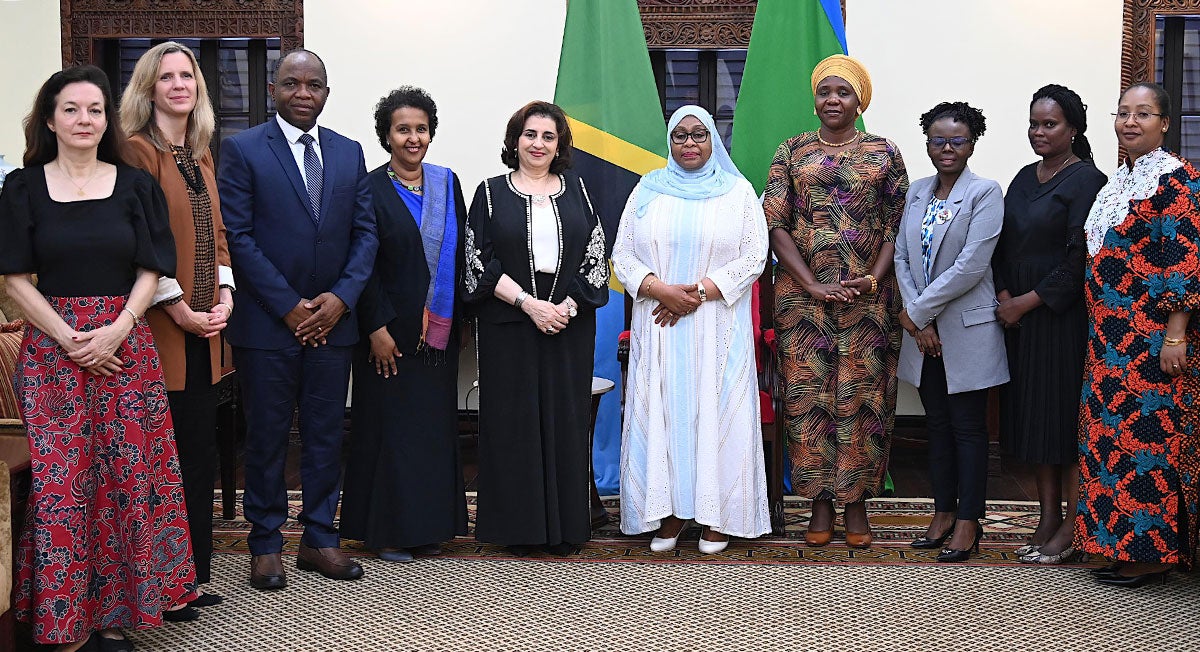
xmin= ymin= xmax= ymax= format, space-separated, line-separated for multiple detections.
xmin=649 ymin=520 xmax=688 ymax=552
xmin=698 ymin=528 xmax=729 ymax=554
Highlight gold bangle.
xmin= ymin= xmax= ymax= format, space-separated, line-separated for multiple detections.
xmin=864 ymin=274 xmax=878 ymax=294
xmin=122 ymin=307 xmax=140 ymax=322
xmin=644 ymin=277 xmax=657 ymax=297
xmin=1164 ymin=336 xmax=1185 ymax=347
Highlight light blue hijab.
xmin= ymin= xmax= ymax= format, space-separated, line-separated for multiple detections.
xmin=635 ymin=104 xmax=744 ymax=217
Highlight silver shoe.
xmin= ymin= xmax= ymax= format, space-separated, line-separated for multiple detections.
xmin=1013 ymin=544 xmax=1041 ymax=556
xmin=1019 ymin=546 xmax=1083 ymax=565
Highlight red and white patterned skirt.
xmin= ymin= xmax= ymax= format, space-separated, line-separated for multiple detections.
xmin=12 ymin=295 xmax=197 ymax=645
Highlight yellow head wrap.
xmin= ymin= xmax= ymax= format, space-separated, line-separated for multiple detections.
xmin=810 ymin=54 xmax=872 ymax=113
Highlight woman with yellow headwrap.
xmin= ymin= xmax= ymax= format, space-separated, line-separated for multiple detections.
xmin=763 ymin=54 xmax=908 ymax=548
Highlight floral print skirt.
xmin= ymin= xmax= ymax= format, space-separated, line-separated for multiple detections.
xmin=13 ymin=296 xmax=197 ymax=645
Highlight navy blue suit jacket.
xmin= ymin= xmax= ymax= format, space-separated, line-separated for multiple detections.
xmin=218 ymin=119 xmax=378 ymax=349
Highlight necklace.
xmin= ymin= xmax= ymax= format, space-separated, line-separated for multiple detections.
xmin=387 ymin=166 xmax=423 ymax=193
xmin=515 ymin=171 xmax=553 ymax=205
xmin=1038 ymin=155 xmax=1075 ymax=183
xmin=817 ymin=129 xmax=860 ymax=148
xmin=56 ymin=159 xmax=100 ymax=197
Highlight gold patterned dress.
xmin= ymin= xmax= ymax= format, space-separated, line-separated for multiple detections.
xmin=763 ymin=132 xmax=908 ymax=502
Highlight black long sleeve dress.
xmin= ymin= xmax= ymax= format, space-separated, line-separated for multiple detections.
xmin=339 ymin=164 xmax=469 ymax=549
xmin=994 ymin=160 xmax=1106 ymax=464
xmin=463 ymin=171 xmax=609 ymax=547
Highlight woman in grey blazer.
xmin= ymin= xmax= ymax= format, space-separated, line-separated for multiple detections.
xmin=894 ymin=102 xmax=1009 ymax=562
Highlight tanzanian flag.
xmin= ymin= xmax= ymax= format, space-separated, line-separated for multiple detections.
xmin=730 ymin=0 xmax=849 ymax=194
xmin=554 ymin=0 xmax=667 ymax=495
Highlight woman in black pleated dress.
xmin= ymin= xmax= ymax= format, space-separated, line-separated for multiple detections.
xmin=993 ymin=84 xmax=1106 ymax=564
xmin=339 ymin=87 xmax=468 ymax=562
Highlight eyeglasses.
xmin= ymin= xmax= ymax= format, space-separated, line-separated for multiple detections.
xmin=671 ymin=130 xmax=709 ymax=144
xmin=926 ymin=136 xmax=972 ymax=149
xmin=1111 ymin=111 xmax=1167 ymax=122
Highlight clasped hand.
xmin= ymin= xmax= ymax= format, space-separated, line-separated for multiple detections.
xmin=286 ymin=293 xmax=347 ymax=347
xmin=651 ymin=283 xmax=699 ymax=327
xmin=806 ymin=281 xmax=858 ymax=303
xmin=899 ymin=309 xmax=941 ymax=357
xmin=66 ymin=320 xmax=130 ymax=376
xmin=523 ymin=297 xmax=570 ymax=335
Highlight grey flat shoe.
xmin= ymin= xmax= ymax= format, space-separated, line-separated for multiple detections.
xmin=1012 ymin=544 xmax=1040 ymax=556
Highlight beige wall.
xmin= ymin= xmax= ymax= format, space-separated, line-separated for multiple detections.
xmin=848 ymin=0 xmax=1124 ymax=184
xmin=0 ymin=0 xmax=62 ymax=166
xmin=306 ymin=0 xmax=568 ymax=195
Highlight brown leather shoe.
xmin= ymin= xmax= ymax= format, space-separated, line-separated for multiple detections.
xmin=845 ymin=530 xmax=873 ymax=549
xmin=250 ymin=553 xmax=287 ymax=590
xmin=296 ymin=542 xmax=364 ymax=580
xmin=804 ymin=528 xmax=833 ymax=547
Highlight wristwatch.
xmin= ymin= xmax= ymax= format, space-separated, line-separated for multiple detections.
xmin=566 ymin=300 xmax=578 ymax=318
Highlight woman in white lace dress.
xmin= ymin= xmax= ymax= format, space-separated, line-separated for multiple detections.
xmin=613 ymin=105 xmax=770 ymax=554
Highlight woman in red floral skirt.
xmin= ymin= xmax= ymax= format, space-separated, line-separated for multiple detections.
xmin=0 ymin=66 xmax=197 ymax=651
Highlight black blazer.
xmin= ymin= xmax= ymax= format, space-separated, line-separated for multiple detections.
xmin=355 ymin=163 xmax=467 ymax=355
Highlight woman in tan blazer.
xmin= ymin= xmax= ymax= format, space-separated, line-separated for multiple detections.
xmin=121 ymin=41 xmax=232 ymax=610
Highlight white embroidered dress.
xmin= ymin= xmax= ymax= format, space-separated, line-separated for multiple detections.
xmin=612 ymin=178 xmax=771 ymax=537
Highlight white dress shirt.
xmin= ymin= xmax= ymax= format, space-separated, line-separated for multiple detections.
xmin=276 ymin=114 xmax=323 ymax=186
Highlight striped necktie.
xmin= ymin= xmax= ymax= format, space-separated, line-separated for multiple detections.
xmin=298 ymin=133 xmax=322 ymax=220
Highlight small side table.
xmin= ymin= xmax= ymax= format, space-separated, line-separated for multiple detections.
xmin=589 ymin=377 xmax=616 ymax=529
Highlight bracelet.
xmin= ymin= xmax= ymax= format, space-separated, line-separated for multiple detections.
xmin=1164 ymin=336 xmax=1185 ymax=347
xmin=697 ymin=282 xmax=707 ymax=303
xmin=122 ymin=307 xmax=141 ymax=322
xmin=218 ymin=302 xmax=233 ymax=315
xmin=864 ymin=274 xmax=878 ymax=294
xmin=514 ymin=291 xmax=529 ymax=309
xmin=644 ymin=277 xmax=657 ymax=298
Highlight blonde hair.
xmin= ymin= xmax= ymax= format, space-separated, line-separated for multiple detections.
xmin=119 ymin=41 xmax=215 ymax=159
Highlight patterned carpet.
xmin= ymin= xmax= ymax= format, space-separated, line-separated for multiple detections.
xmin=210 ymin=492 xmax=1087 ymax=566
xmin=125 ymin=554 xmax=1200 ymax=651
xmin=105 ymin=493 xmax=1200 ymax=650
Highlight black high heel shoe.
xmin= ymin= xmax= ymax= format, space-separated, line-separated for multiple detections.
xmin=1095 ymin=569 xmax=1171 ymax=587
xmin=910 ymin=525 xmax=953 ymax=549
xmin=935 ymin=521 xmax=983 ymax=563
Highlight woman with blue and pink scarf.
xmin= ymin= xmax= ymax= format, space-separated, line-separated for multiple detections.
xmin=339 ymin=86 xmax=468 ymax=562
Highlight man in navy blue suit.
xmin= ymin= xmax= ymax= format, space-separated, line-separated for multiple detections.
xmin=218 ymin=49 xmax=377 ymax=589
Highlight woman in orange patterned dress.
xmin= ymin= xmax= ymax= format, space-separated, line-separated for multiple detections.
xmin=763 ymin=55 xmax=908 ymax=548
xmin=1077 ymin=82 xmax=1200 ymax=587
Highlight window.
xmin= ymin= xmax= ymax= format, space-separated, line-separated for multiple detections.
xmin=649 ymin=49 xmax=746 ymax=150
xmin=1154 ymin=16 xmax=1199 ymax=159
xmin=100 ymin=38 xmax=281 ymax=162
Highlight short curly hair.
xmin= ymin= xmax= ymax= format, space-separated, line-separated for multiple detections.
xmin=919 ymin=101 xmax=987 ymax=141
xmin=500 ymin=101 xmax=572 ymax=173
xmin=373 ymin=86 xmax=438 ymax=154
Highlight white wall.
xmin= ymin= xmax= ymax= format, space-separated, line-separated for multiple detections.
xmin=306 ymin=0 xmax=567 ymax=196
xmin=0 ymin=0 xmax=62 ymax=166
xmin=848 ymin=0 xmax=1124 ymax=184
xmin=847 ymin=0 xmax=1123 ymax=414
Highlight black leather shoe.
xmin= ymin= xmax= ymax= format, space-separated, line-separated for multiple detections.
xmin=250 ymin=553 xmax=288 ymax=590
xmin=910 ymin=527 xmax=953 ymax=549
xmin=1090 ymin=562 xmax=1122 ymax=577
xmin=97 ymin=632 xmax=134 ymax=652
xmin=504 ymin=544 xmax=536 ymax=557
xmin=1096 ymin=570 xmax=1170 ymax=587
xmin=187 ymin=592 xmax=224 ymax=607
xmin=162 ymin=606 xmax=200 ymax=622
xmin=408 ymin=543 xmax=443 ymax=556
xmin=543 ymin=542 xmax=575 ymax=557
xmin=935 ymin=521 xmax=983 ymax=563
xmin=296 ymin=542 xmax=365 ymax=580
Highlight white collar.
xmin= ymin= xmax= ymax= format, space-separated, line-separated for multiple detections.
xmin=276 ymin=114 xmax=320 ymax=145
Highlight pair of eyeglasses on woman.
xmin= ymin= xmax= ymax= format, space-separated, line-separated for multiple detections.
xmin=926 ymin=136 xmax=972 ymax=149
xmin=1111 ymin=111 xmax=1167 ymax=122
xmin=671 ymin=130 xmax=709 ymax=144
